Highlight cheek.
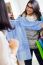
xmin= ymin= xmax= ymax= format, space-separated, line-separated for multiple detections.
xmin=26 ymin=8 xmax=33 ymax=13
xmin=29 ymin=9 xmax=33 ymax=13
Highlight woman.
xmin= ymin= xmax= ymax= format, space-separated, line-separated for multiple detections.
xmin=20 ymin=0 xmax=43 ymax=65
xmin=0 ymin=0 xmax=19 ymax=65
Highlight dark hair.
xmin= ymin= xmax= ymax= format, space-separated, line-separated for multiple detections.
xmin=21 ymin=0 xmax=41 ymax=21
xmin=0 ymin=0 xmax=12 ymax=30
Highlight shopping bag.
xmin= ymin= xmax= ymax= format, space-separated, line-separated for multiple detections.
xmin=39 ymin=39 xmax=43 ymax=48
xmin=35 ymin=40 xmax=43 ymax=59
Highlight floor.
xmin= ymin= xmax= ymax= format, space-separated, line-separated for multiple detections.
xmin=32 ymin=51 xmax=39 ymax=65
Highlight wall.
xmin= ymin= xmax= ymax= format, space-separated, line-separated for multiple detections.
xmin=4 ymin=0 xmax=43 ymax=18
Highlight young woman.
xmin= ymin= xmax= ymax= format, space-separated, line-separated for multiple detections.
xmin=0 ymin=0 xmax=19 ymax=65
xmin=20 ymin=0 xmax=43 ymax=65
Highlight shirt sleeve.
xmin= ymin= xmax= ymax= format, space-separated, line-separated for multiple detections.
xmin=0 ymin=31 xmax=12 ymax=65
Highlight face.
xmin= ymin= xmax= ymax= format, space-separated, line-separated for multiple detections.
xmin=26 ymin=3 xmax=34 ymax=15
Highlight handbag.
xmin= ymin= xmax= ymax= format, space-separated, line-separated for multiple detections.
xmin=35 ymin=40 xmax=43 ymax=59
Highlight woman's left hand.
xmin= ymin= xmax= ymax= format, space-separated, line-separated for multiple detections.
xmin=9 ymin=39 xmax=19 ymax=50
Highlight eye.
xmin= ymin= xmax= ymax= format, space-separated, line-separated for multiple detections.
xmin=27 ymin=4 xmax=33 ymax=9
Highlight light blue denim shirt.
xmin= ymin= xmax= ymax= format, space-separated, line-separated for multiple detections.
xmin=6 ymin=16 xmax=43 ymax=60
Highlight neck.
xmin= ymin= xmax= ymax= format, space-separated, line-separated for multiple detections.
xmin=28 ymin=14 xmax=33 ymax=16
xmin=27 ymin=13 xmax=35 ymax=16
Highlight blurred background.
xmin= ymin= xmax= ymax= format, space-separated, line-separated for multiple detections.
xmin=4 ymin=0 xmax=43 ymax=19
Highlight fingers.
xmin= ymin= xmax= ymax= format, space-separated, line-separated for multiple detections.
xmin=9 ymin=39 xmax=19 ymax=49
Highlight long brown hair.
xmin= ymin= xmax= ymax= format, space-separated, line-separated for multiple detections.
xmin=21 ymin=0 xmax=41 ymax=21
xmin=0 ymin=0 xmax=12 ymax=30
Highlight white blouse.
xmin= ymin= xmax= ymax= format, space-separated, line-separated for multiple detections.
xmin=0 ymin=31 xmax=17 ymax=65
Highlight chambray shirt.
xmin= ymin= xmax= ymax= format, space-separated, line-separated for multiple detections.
xmin=6 ymin=16 xmax=43 ymax=60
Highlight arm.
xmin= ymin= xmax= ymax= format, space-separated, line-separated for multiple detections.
xmin=9 ymin=16 xmax=21 ymax=28
xmin=0 ymin=31 xmax=12 ymax=65
xmin=0 ymin=31 xmax=19 ymax=65
xmin=20 ymin=20 xmax=43 ymax=30
xmin=10 ymin=16 xmax=43 ymax=31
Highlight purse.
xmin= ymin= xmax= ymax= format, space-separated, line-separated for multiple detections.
xmin=35 ymin=40 xmax=43 ymax=59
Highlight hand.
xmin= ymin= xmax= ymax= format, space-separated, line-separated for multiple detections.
xmin=9 ymin=39 xmax=19 ymax=50
xmin=9 ymin=39 xmax=19 ymax=55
